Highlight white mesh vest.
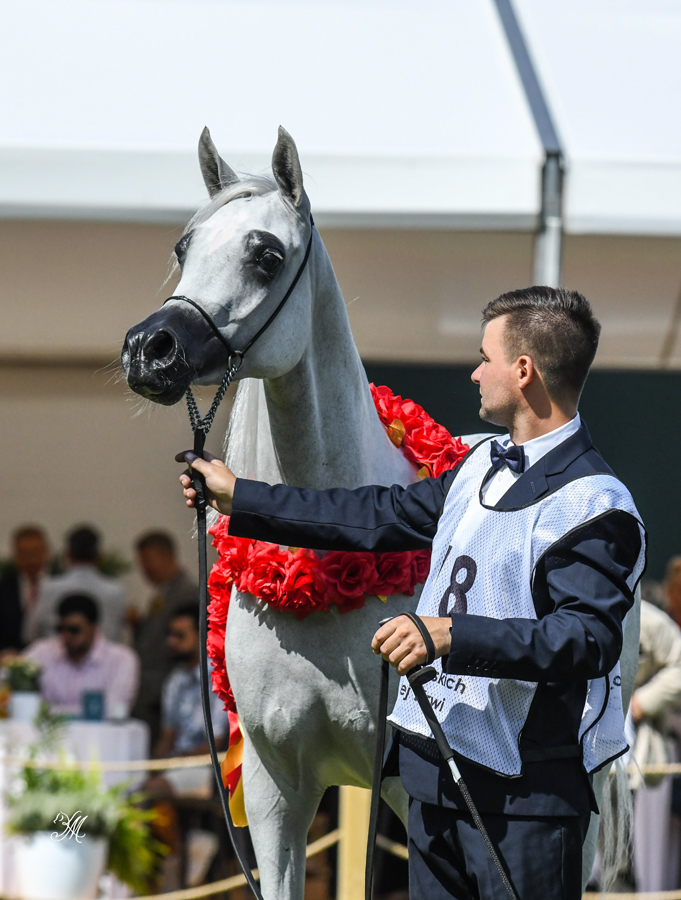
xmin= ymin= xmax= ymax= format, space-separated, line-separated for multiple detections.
xmin=388 ymin=438 xmax=646 ymax=776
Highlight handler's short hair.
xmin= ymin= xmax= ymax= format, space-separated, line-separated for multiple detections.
xmin=135 ymin=530 xmax=176 ymax=557
xmin=67 ymin=526 xmax=100 ymax=563
xmin=58 ymin=593 xmax=100 ymax=624
xmin=482 ymin=286 xmax=601 ymax=402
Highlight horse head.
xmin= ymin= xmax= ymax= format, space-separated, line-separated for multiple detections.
xmin=122 ymin=127 xmax=315 ymax=405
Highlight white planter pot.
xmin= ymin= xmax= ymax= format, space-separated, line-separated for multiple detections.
xmin=15 ymin=832 xmax=108 ymax=900
xmin=9 ymin=691 xmax=41 ymax=721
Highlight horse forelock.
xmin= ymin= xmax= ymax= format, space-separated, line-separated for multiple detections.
xmin=183 ymin=174 xmax=306 ymax=236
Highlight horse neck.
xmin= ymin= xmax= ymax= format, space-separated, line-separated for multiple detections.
xmin=258 ymin=236 xmax=416 ymax=490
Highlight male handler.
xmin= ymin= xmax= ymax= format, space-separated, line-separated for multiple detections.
xmin=178 ymin=287 xmax=645 ymax=900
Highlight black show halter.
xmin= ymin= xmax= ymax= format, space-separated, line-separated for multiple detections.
xmin=171 ymin=218 xmax=314 ymax=900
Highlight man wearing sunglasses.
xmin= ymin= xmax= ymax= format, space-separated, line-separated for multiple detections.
xmin=24 ymin=593 xmax=140 ymax=718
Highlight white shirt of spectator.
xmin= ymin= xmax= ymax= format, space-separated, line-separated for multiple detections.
xmin=481 ymin=413 xmax=582 ymax=507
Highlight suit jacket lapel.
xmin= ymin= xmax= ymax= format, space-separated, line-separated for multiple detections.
xmin=493 ymin=423 xmax=594 ymax=509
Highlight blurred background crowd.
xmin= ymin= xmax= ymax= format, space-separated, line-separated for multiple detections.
xmin=0 ymin=523 xmax=235 ymax=893
xmin=6 ymin=520 xmax=681 ymax=896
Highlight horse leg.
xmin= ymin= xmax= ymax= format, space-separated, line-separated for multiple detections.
xmin=241 ymin=733 xmax=323 ymax=900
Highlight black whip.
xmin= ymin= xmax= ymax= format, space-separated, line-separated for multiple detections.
xmin=365 ymin=615 xmax=519 ymax=900
xmin=193 ymin=426 xmax=265 ymax=900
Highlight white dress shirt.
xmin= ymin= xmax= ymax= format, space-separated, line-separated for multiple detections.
xmin=481 ymin=414 xmax=582 ymax=507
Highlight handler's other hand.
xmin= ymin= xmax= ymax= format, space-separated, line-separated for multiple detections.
xmin=176 ymin=451 xmax=237 ymax=516
xmin=371 ymin=615 xmax=452 ymax=676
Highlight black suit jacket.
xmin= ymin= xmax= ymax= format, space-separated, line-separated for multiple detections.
xmin=229 ymin=423 xmax=644 ymax=817
xmin=0 ymin=569 xmax=24 ymax=652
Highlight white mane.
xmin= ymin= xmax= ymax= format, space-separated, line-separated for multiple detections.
xmin=224 ymin=378 xmax=282 ymax=485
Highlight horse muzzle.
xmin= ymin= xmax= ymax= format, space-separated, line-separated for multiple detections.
xmin=122 ymin=318 xmax=193 ymax=406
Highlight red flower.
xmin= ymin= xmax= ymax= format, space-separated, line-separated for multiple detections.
xmin=409 ymin=550 xmax=432 ymax=585
xmin=320 ymin=551 xmax=378 ymax=613
xmin=370 ymin=384 xmax=401 ymax=426
xmin=373 ymin=552 xmax=418 ymax=597
xmin=280 ymin=550 xmax=326 ymax=619
xmin=241 ymin=543 xmax=288 ymax=606
xmin=211 ymin=662 xmax=235 ymax=711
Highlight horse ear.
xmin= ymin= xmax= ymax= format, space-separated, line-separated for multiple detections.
xmin=272 ymin=126 xmax=304 ymax=207
xmin=198 ymin=127 xmax=240 ymax=197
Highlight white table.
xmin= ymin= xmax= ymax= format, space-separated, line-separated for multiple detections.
xmin=0 ymin=718 xmax=150 ymax=896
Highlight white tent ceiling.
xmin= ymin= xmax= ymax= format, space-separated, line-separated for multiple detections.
xmin=514 ymin=0 xmax=681 ymax=236
xmin=1 ymin=0 xmax=679 ymax=236
xmin=0 ymin=0 xmax=542 ymax=227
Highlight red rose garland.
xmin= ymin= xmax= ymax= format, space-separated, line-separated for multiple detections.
xmin=207 ymin=384 xmax=469 ymax=710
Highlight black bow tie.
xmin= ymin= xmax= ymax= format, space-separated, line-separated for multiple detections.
xmin=490 ymin=439 xmax=526 ymax=474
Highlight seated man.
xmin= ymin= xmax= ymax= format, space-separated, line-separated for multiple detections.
xmin=146 ymin=604 xmax=227 ymax=798
xmin=24 ymin=593 xmax=139 ymax=718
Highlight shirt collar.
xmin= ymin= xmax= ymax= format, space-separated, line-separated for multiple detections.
xmin=501 ymin=413 xmax=581 ymax=471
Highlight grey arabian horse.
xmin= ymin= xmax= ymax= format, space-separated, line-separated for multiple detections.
xmin=122 ymin=127 xmax=638 ymax=898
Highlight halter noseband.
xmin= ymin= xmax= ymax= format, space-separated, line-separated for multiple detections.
xmin=163 ymin=215 xmax=315 ymax=436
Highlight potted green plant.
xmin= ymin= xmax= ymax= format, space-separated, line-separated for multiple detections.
xmin=6 ymin=710 xmax=166 ymax=899
xmin=6 ymin=658 xmax=42 ymax=721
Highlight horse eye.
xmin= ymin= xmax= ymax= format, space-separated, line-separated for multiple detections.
xmin=174 ymin=233 xmax=192 ymax=264
xmin=258 ymin=249 xmax=284 ymax=275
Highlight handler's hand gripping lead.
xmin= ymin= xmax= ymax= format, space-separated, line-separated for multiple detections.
xmin=190 ymin=430 xmax=208 ymax=514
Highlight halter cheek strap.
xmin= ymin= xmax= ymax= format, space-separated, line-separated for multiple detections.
xmin=163 ymin=216 xmax=315 ymax=436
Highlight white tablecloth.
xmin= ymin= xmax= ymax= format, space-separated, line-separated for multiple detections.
xmin=0 ymin=718 xmax=150 ymax=895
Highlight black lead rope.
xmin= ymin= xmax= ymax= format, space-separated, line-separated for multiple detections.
xmin=365 ymin=655 xmax=389 ymax=900
xmin=367 ymin=615 xmax=519 ymax=900
xmin=193 ymin=426 xmax=265 ymax=900
xmin=178 ymin=219 xmax=315 ymax=900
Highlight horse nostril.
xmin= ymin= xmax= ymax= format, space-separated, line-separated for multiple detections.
xmin=144 ymin=329 xmax=177 ymax=363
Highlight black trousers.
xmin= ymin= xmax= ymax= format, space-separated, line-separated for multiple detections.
xmin=408 ymin=799 xmax=590 ymax=900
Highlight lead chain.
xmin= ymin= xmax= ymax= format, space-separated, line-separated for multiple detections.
xmin=185 ymin=355 xmax=243 ymax=437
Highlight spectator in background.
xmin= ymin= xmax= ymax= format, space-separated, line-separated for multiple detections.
xmin=143 ymin=606 xmax=225 ymax=891
xmin=0 ymin=525 xmax=50 ymax=656
xmin=146 ymin=604 xmax=227 ymax=797
xmin=25 ymin=593 xmax=139 ymax=718
xmin=131 ymin=531 xmax=198 ymax=742
xmin=26 ymin=525 xmax=127 ymax=643
xmin=629 ymin=599 xmax=681 ymax=893
xmin=665 ymin=556 xmax=681 ymax=629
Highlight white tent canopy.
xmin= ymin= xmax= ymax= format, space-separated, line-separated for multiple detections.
xmin=0 ymin=0 xmax=542 ymax=227
xmin=1 ymin=0 xmax=680 ymax=236
xmin=515 ymin=0 xmax=681 ymax=236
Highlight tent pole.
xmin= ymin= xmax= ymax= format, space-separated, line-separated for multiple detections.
xmin=492 ymin=0 xmax=564 ymax=287
xmin=534 ymin=151 xmax=564 ymax=288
